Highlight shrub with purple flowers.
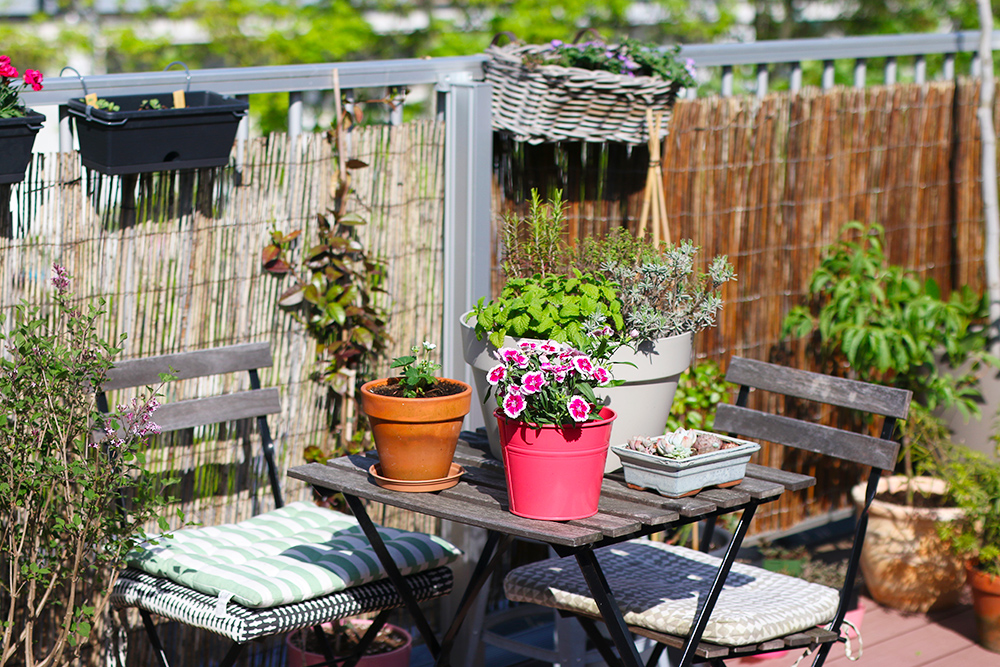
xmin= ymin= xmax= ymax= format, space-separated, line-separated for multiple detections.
xmin=526 ymin=38 xmax=696 ymax=88
xmin=486 ymin=335 xmax=617 ymax=426
xmin=0 ymin=264 xmax=175 ymax=666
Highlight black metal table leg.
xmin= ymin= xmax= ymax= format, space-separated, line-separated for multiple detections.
xmin=676 ymin=503 xmax=759 ymax=667
xmin=436 ymin=531 xmax=515 ymax=666
xmin=575 ymin=548 xmax=645 ymax=667
xmin=343 ymin=493 xmax=442 ymax=657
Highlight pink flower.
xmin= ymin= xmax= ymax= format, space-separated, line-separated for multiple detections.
xmin=0 ymin=63 xmax=17 ymax=79
xmin=51 ymin=263 xmax=69 ymax=293
xmin=592 ymin=366 xmax=611 ymax=385
xmin=23 ymin=70 xmax=42 ymax=92
xmin=517 ymin=341 xmax=538 ymax=353
xmin=503 ymin=391 xmax=526 ymax=419
xmin=540 ymin=340 xmax=562 ymax=355
xmin=567 ymin=396 xmax=591 ymax=422
xmin=521 ymin=371 xmax=546 ymax=394
xmin=498 ymin=348 xmax=528 ymax=367
xmin=572 ymin=355 xmax=595 ymax=376
xmin=486 ymin=364 xmax=507 ymax=385
xmin=0 ymin=56 xmax=9 ymax=66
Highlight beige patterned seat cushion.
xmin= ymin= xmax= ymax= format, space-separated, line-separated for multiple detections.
xmin=504 ymin=539 xmax=840 ymax=646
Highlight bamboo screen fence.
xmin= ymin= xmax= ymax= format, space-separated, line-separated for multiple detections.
xmin=0 ymin=121 xmax=445 ymax=665
xmin=494 ymin=78 xmax=993 ymax=535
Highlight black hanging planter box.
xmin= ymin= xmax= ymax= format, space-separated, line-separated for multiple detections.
xmin=66 ymin=92 xmax=248 ymax=175
xmin=0 ymin=110 xmax=44 ymax=184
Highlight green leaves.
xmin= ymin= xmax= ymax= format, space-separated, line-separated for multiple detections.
xmin=473 ymin=272 xmax=624 ymax=350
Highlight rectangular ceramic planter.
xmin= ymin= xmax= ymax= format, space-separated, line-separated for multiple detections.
xmin=66 ymin=92 xmax=248 ymax=175
xmin=0 ymin=111 xmax=44 ymax=184
xmin=611 ymin=431 xmax=760 ymax=498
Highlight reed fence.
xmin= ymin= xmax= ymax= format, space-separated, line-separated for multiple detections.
xmin=0 ymin=120 xmax=445 ymax=666
xmin=494 ymin=77 xmax=994 ymax=535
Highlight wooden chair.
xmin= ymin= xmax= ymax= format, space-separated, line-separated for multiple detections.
xmin=102 ymin=343 xmax=458 ymax=667
xmin=503 ymin=356 xmax=911 ymax=667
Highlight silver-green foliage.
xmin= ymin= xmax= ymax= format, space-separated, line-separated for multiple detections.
xmin=604 ymin=240 xmax=736 ymax=340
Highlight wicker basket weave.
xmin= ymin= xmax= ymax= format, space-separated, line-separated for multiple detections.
xmin=484 ymin=42 xmax=685 ymax=145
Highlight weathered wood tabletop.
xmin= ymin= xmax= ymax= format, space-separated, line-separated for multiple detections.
xmin=287 ymin=441 xmax=815 ymax=547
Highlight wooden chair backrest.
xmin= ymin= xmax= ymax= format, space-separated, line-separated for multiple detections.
xmin=97 ymin=342 xmax=284 ymax=508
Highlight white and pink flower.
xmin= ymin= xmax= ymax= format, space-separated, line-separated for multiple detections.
xmin=592 ymin=366 xmax=611 ymax=385
xmin=521 ymin=371 xmax=546 ymax=394
xmin=571 ymin=355 xmax=595 ymax=376
xmin=487 ymin=364 xmax=507 ymax=385
xmin=498 ymin=347 xmax=529 ymax=368
xmin=503 ymin=391 xmax=526 ymax=419
xmin=567 ymin=396 xmax=591 ymax=422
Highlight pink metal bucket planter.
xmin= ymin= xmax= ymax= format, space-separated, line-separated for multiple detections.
xmin=496 ymin=407 xmax=616 ymax=520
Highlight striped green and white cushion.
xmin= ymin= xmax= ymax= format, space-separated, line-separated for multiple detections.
xmin=129 ymin=501 xmax=461 ymax=608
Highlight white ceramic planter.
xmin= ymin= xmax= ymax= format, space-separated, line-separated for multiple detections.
xmin=460 ymin=311 xmax=692 ymax=469
xmin=612 ymin=433 xmax=760 ymax=498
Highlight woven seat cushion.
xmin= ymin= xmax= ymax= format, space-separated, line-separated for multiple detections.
xmin=111 ymin=566 xmax=453 ymax=643
xmin=504 ymin=540 xmax=840 ymax=646
xmin=128 ymin=502 xmax=461 ymax=608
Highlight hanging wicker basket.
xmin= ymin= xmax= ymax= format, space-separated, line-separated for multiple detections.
xmin=484 ymin=39 xmax=686 ymax=145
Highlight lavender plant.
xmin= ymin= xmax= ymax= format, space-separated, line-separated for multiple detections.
xmin=0 ymin=265 xmax=175 ymax=666
xmin=603 ymin=239 xmax=736 ymax=341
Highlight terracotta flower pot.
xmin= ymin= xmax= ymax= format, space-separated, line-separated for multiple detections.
xmin=359 ymin=378 xmax=472 ymax=481
xmin=496 ymin=407 xmax=616 ymax=520
xmin=285 ymin=620 xmax=412 ymax=667
xmin=851 ymin=476 xmax=965 ymax=612
xmin=966 ymin=561 xmax=1000 ymax=653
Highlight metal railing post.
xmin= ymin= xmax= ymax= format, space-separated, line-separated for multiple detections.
xmin=823 ymin=60 xmax=835 ymax=89
xmin=854 ymin=58 xmax=867 ymax=87
xmin=885 ymin=56 xmax=897 ymax=85
xmin=59 ymin=106 xmax=73 ymax=153
xmin=288 ymin=91 xmax=303 ymax=154
xmin=440 ymin=80 xmax=492 ymax=430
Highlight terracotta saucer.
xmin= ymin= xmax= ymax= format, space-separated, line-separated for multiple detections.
xmin=368 ymin=463 xmax=465 ymax=492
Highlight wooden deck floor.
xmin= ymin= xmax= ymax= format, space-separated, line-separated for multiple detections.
xmin=732 ymin=595 xmax=998 ymax=667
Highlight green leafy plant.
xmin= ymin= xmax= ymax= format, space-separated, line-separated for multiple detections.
xmin=602 ymin=239 xmax=736 ymax=341
xmin=388 ymin=341 xmax=441 ymax=398
xmin=0 ymin=55 xmax=42 ymax=118
xmin=93 ymin=98 xmax=121 ymax=112
xmin=524 ymin=37 xmax=696 ymax=87
xmin=0 ymin=264 xmax=175 ymax=666
xmin=483 ymin=189 xmax=734 ymax=350
xmin=138 ymin=98 xmax=165 ymax=110
xmin=782 ymin=221 xmax=994 ymax=497
xmin=472 ymin=270 xmax=623 ymax=349
xmin=939 ymin=448 xmax=1000 ymax=577
xmin=666 ymin=360 xmax=734 ymax=432
xmin=263 ymin=124 xmax=390 ymax=457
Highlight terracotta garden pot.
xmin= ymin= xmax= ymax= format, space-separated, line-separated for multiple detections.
xmin=359 ymin=378 xmax=472 ymax=481
xmin=285 ymin=620 xmax=412 ymax=667
xmin=851 ymin=476 xmax=965 ymax=612
xmin=496 ymin=407 xmax=616 ymax=520
xmin=966 ymin=561 xmax=1000 ymax=653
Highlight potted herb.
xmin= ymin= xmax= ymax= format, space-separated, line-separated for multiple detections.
xmin=613 ymin=428 xmax=760 ymax=498
xmin=939 ymin=448 xmax=1000 ymax=652
xmin=285 ymin=619 xmax=412 ymax=667
xmin=462 ymin=189 xmax=735 ymax=464
xmin=359 ymin=342 xmax=472 ymax=487
xmin=0 ymin=55 xmax=44 ymax=184
xmin=487 ymin=335 xmax=618 ymax=520
xmin=66 ymin=85 xmax=248 ymax=174
xmin=484 ymin=33 xmax=696 ymax=145
xmin=783 ymin=221 xmax=991 ymax=613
